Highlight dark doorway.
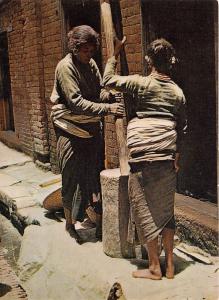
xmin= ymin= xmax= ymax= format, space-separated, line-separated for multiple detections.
xmin=141 ymin=0 xmax=217 ymax=201
xmin=61 ymin=0 xmax=101 ymax=70
xmin=0 ymin=32 xmax=14 ymax=131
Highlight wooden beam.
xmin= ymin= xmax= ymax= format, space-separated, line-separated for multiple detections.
xmin=101 ymin=1 xmax=130 ymax=176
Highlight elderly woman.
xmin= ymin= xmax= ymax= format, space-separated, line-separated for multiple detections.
xmin=103 ymin=38 xmax=187 ymax=279
xmin=50 ymin=25 xmax=124 ymax=244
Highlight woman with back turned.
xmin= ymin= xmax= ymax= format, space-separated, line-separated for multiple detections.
xmin=103 ymin=37 xmax=187 ymax=279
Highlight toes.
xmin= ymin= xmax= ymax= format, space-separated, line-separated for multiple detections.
xmin=132 ymin=269 xmax=162 ymax=280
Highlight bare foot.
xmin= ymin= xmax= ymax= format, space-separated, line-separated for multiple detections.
xmin=166 ymin=264 xmax=175 ymax=279
xmin=132 ymin=269 xmax=162 ymax=280
xmin=66 ymin=224 xmax=83 ymax=244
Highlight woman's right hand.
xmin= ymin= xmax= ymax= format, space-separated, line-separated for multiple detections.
xmin=114 ymin=36 xmax=126 ymax=59
xmin=109 ymin=103 xmax=124 ymax=116
xmin=174 ymin=153 xmax=180 ymax=172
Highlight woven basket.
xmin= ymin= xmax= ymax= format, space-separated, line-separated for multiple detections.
xmin=43 ymin=187 xmax=63 ymax=211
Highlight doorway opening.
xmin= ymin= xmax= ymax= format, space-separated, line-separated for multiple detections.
xmin=61 ymin=0 xmax=101 ymax=70
xmin=141 ymin=0 xmax=217 ymax=201
xmin=0 ymin=32 xmax=14 ymax=131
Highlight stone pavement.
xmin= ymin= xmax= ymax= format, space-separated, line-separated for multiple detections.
xmin=0 ymin=141 xmax=61 ymax=232
xmin=0 ymin=141 xmax=218 ymax=300
xmin=17 ymin=222 xmax=219 ymax=300
xmin=0 ymin=141 xmax=217 ymax=254
xmin=0 ymin=249 xmax=28 ymax=300
xmin=0 ymin=214 xmax=27 ymax=300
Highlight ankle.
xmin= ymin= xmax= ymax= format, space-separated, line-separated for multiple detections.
xmin=165 ymin=255 xmax=174 ymax=266
xmin=149 ymin=263 xmax=161 ymax=275
xmin=149 ymin=259 xmax=160 ymax=269
xmin=66 ymin=223 xmax=75 ymax=231
xmin=166 ymin=263 xmax=175 ymax=279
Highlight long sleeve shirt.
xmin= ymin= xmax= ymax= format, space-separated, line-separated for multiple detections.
xmin=103 ymin=56 xmax=187 ymax=153
xmin=50 ymin=53 xmax=111 ymax=138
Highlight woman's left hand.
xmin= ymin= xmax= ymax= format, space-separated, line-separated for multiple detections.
xmin=174 ymin=153 xmax=180 ymax=173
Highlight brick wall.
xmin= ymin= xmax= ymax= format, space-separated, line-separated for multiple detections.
xmin=40 ymin=0 xmax=62 ymax=172
xmin=20 ymin=0 xmax=48 ymax=161
xmin=0 ymin=0 xmax=62 ymax=169
xmin=0 ymin=0 xmax=33 ymax=155
xmin=20 ymin=0 xmax=62 ymax=168
xmin=101 ymin=0 xmax=143 ymax=168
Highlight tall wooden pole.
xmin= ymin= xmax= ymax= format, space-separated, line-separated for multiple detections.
xmin=101 ymin=1 xmax=130 ymax=176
